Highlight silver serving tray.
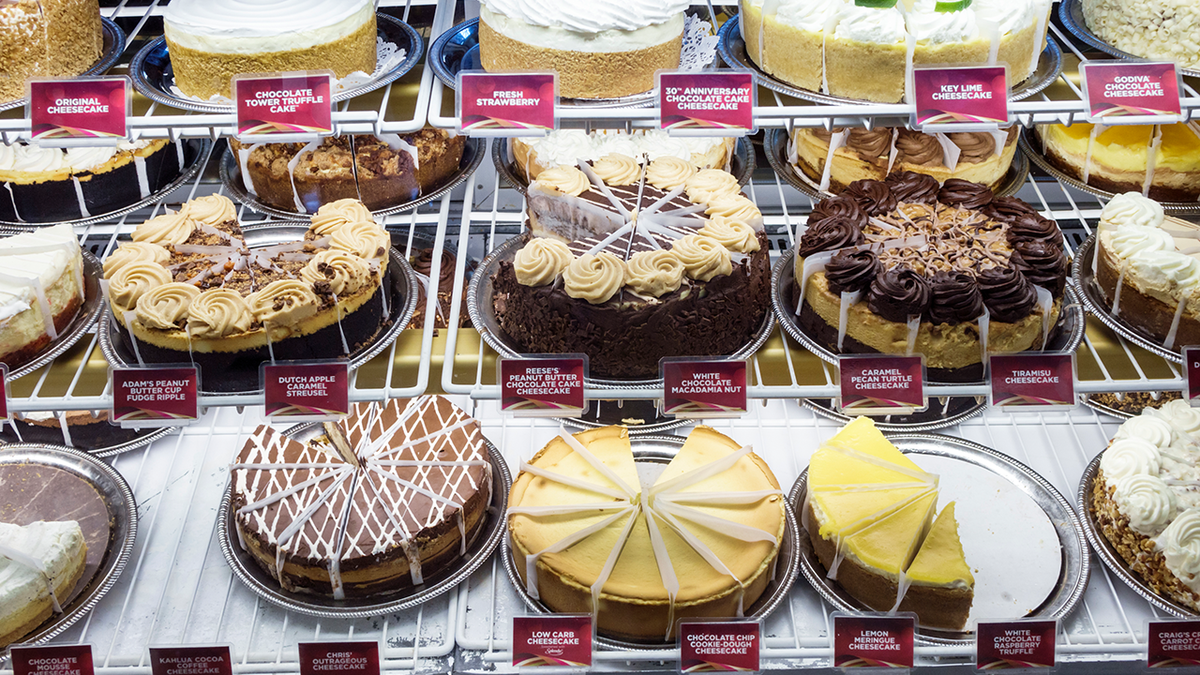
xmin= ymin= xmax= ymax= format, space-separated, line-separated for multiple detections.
xmin=772 ymin=249 xmax=1086 ymax=382
xmin=1072 ymin=233 xmax=1184 ymax=363
xmin=0 ymin=18 xmax=126 ymax=113
xmin=1059 ymin=0 xmax=1200 ymax=80
xmin=559 ymin=400 xmax=693 ymax=436
xmin=0 ymin=422 xmax=177 ymax=459
xmin=220 ymin=137 xmax=487 ymax=220
xmin=1078 ymin=450 xmax=1194 ymax=617
xmin=763 ymin=127 xmax=1030 ymax=203
xmin=1081 ymin=392 xmax=1182 ymax=421
xmin=5 ymin=251 xmax=104 ymax=381
xmin=717 ymin=14 xmax=1062 ymax=106
xmin=219 ymin=421 xmax=511 ymax=619
xmin=0 ymin=139 xmax=214 ymax=229
xmin=802 ymin=396 xmax=986 ymax=432
xmin=0 ymin=444 xmax=138 ymax=660
xmin=468 ymin=233 xmax=775 ymax=390
xmin=1019 ymin=130 xmax=1200 ymax=215
xmin=97 ymin=224 xmax=418 ymax=397
xmin=502 ymin=435 xmax=801 ymax=651
xmin=790 ymin=433 xmax=1089 ymax=645
xmin=129 ymin=13 xmax=423 ymax=114
xmin=492 ymin=136 xmax=755 ymax=197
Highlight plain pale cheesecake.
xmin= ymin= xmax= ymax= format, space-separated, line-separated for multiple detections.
xmin=511 ymin=129 xmax=735 ymax=182
xmin=1082 ymin=0 xmax=1200 ymax=70
xmin=0 ymin=520 xmax=88 ymax=648
xmin=0 ymin=224 xmax=84 ymax=372
xmin=1038 ymin=122 xmax=1200 ymax=203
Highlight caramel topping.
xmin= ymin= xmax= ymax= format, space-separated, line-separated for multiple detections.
xmin=132 ymin=210 xmax=196 ymax=247
xmin=592 ymin=153 xmax=641 ymax=186
xmin=685 ymin=169 xmax=740 ymax=204
xmin=135 ymin=283 xmax=200 ymax=330
xmin=645 ymin=156 xmax=696 ymax=191
xmin=179 ymin=194 xmax=237 ymax=226
xmin=103 ymin=242 xmax=170 ymax=279
xmin=300 ymin=250 xmax=371 ymax=296
xmin=312 ymin=198 xmax=375 ymax=236
xmin=187 ymin=288 xmax=253 ymax=339
xmin=563 ymin=252 xmax=625 ymax=305
xmin=535 ymin=166 xmax=590 ymax=196
xmin=331 ymin=220 xmax=390 ymax=260
xmin=705 ymin=195 xmax=760 ymax=224
xmin=248 ymin=279 xmax=319 ymax=327
xmin=625 ymin=249 xmax=684 ymax=298
xmin=109 ymin=262 xmax=172 ymax=311
xmin=514 ymin=238 xmax=574 ymax=287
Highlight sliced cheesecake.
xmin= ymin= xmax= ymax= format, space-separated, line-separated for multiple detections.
xmin=0 ymin=520 xmax=88 ymax=648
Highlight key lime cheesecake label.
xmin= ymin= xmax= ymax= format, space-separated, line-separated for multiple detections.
xmin=911 ymin=66 xmax=1008 ymax=131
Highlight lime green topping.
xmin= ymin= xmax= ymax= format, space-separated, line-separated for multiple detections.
xmin=855 ymin=0 xmax=898 ymax=7
xmin=934 ymin=0 xmax=972 ymax=11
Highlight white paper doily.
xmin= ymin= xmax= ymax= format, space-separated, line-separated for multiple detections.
xmin=680 ymin=14 xmax=720 ymax=71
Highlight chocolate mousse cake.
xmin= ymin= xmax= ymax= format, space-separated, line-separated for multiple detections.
xmin=791 ymin=173 xmax=1067 ymax=381
xmin=0 ymin=411 xmax=155 ymax=452
xmin=491 ymin=153 xmax=770 ymax=379
xmin=407 ymin=248 xmax=471 ymax=331
xmin=104 ymin=196 xmax=392 ymax=392
xmin=230 ymin=396 xmax=492 ymax=598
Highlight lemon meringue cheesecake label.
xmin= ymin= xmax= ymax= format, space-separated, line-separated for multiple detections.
xmin=111 ymin=366 xmax=199 ymax=427
xmin=233 ymin=72 xmax=333 ymax=141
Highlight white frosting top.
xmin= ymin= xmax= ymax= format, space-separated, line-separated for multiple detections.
xmin=1152 ymin=400 xmax=1200 ymax=437
xmin=1115 ymin=415 xmax=1176 ymax=450
xmin=1101 ymin=437 xmax=1162 ymax=481
xmin=906 ymin=0 xmax=979 ymax=43
xmin=1108 ymin=223 xmax=1175 ymax=258
xmin=0 ymin=224 xmax=81 ymax=323
xmin=775 ymin=0 xmax=845 ymax=32
xmin=164 ymin=0 xmax=374 ymax=53
xmin=833 ymin=4 xmax=907 ymax=45
xmin=0 ymin=140 xmax=150 ymax=174
xmin=523 ymin=129 xmax=729 ymax=171
xmin=974 ymin=0 xmax=1035 ymax=36
xmin=1160 ymin=508 xmax=1200 ymax=592
xmin=1099 ymin=191 xmax=1166 ymax=231
xmin=0 ymin=521 xmax=85 ymax=620
xmin=1114 ymin=473 xmax=1178 ymax=536
xmin=479 ymin=0 xmax=690 ymax=32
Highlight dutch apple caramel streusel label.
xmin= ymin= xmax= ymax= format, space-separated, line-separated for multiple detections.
xmin=28 ymin=77 xmax=130 ymax=145
xmin=262 ymin=361 xmax=349 ymax=421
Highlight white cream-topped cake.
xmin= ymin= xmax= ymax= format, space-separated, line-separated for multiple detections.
xmin=1082 ymin=0 xmax=1199 ymax=69
xmin=0 ymin=520 xmax=88 ymax=648
xmin=0 ymin=224 xmax=84 ymax=372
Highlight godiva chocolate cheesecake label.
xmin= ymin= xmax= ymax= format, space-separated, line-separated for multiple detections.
xmin=234 ymin=72 xmax=333 ymax=141
xmin=1081 ymin=61 xmax=1182 ymax=125
xmin=110 ymin=366 xmax=199 ymax=427
xmin=457 ymin=72 xmax=556 ymax=136
xmin=659 ymin=72 xmax=754 ymax=135
xmin=28 ymin=77 xmax=129 ymax=144
xmin=911 ymin=66 xmax=1008 ymax=131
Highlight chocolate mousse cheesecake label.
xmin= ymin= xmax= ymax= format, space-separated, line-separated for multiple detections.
xmin=512 ymin=615 xmax=593 ymax=668
xmin=1080 ymin=62 xmax=1182 ymax=125
xmin=838 ymin=355 xmax=926 ymax=414
xmin=831 ymin=613 xmax=915 ymax=668
xmin=262 ymin=361 xmax=349 ymax=421
xmin=1148 ymin=620 xmax=1200 ymax=667
xmin=988 ymin=353 xmax=1076 ymax=410
xmin=11 ymin=644 xmax=94 ymax=675
xmin=298 ymin=642 xmax=379 ymax=675
xmin=1185 ymin=347 xmax=1200 ymax=405
xmin=111 ymin=366 xmax=199 ymax=428
xmin=233 ymin=72 xmax=334 ymax=142
xmin=457 ymin=72 xmax=556 ymax=136
xmin=975 ymin=620 xmax=1057 ymax=669
xmin=500 ymin=356 xmax=586 ymax=417
xmin=661 ymin=358 xmax=747 ymax=418
xmin=149 ymin=646 xmax=233 ymax=675
xmin=658 ymin=72 xmax=754 ymax=136
xmin=910 ymin=66 xmax=1008 ymax=131
xmin=28 ymin=77 xmax=130 ymax=146
xmin=679 ymin=621 xmax=760 ymax=673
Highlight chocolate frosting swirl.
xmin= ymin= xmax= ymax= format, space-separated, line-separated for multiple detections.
xmin=868 ymin=268 xmax=931 ymax=323
xmin=982 ymin=196 xmax=1037 ymax=224
xmin=810 ymin=196 xmax=868 ymax=229
xmin=846 ymin=128 xmax=892 ymax=158
xmin=1012 ymin=239 xmax=1068 ymax=295
xmin=948 ymin=132 xmax=996 ymax=164
xmin=895 ymin=130 xmax=943 ymax=166
xmin=826 ymin=249 xmax=881 ymax=295
xmin=885 ymin=171 xmax=939 ymax=204
xmin=844 ymin=179 xmax=897 ymax=216
xmin=977 ymin=266 xmax=1038 ymax=323
xmin=798 ymin=217 xmax=864 ymax=258
xmin=811 ymin=127 xmax=841 ymax=143
xmin=938 ymin=178 xmax=994 ymax=209
xmin=928 ymin=271 xmax=984 ymax=324
xmin=1007 ymin=213 xmax=1062 ymax=247
xmin=414 ymin=249 xmax=456 ymax=291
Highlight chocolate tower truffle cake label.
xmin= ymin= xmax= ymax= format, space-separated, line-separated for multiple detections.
xmin=28 ymin=77 xmax=130 ymax=146
xmin=262 ymin=361 xmax=349 ymax=421
xmin=679 ymin=621 xmax=760 ymax=673
xmin=511 ymin=615 xmax=593 ymax=668
xmin=911 ymin=66 xmax=1008 ymax=132
xmin=457 ymin=72 xmax=556 ymax=136
xmin=975 ymin=619 xmax=1057 ymax=669
xmin=838 ymin=355 xmax=926 ymax=414
xmin=234 ymin=72 xmax=334 ymax=142
xmin=661 ymin=358 xmax=747 ymax=418
xmin=832 ymin=613 xmax=915 ymax=669
xmin=11 ymin=644 xmax=95 ymax=675
xmin=989 ymin=353 xmax=1076 ymax=409
xmin=500 ymin=356 xmax=586 ymax=417
xmin=1149 ymin=620 xmax=1200 ymax=668
xmin=659 ymin=72 xmax=754 ymax=136
xmin=1081 ymin=62 xmax=1182 ymax=125
xmin=111 ymin=366 xmax=199 ymax=427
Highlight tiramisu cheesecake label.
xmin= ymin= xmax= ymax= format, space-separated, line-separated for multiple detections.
xmin=832 ymin=614 xmax=915 ymax=669
xmin=989 ymin=353 xmax=1076 ymax=409
xmin=499 ymin=356 xmax=585 ymax=416
xmin=262 ymin=361 xmax=349 ymax=421
xmin=11 ymin=645 xmax=95 ymax=675
xmin=1081 ymin=62 xmax=1182 ymax=125
xmin=1185 ymin=347 xmax=1200 ymax=405
xmin=679 ymin=621 xmax=760 ymax=673
xmin=838 ymin=355 xmax=925 ymax=414
xmin=975 ymin=620 xmax=1057 ymax=669
xmin=28 ymin=77 xmax=130 ymax=145
xmin=233 ymin=72 xmax=333 ymax=141
xmin=511 ymin=615 xmax=593 ymax=668
xmin=149 ymin=646 xmax=233 ymax=675
xmin=661 ymin=358 xmax=747 ymax=418
xmin=298 ymin=642 xmax=379 ymax=675
xmin=111 ymin=366 xmax=199 ymax=427
xmin=1149 ymin=620 xmax=1200 ymax=668
xmin=458 ymin=72 xmax=556 ymax=136
xmin=911 ymin=66 xmax=1008 ymax=131
xmin=659 ymin=72 xmax=754 ymax=135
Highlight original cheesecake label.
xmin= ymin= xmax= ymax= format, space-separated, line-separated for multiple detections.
xmin=457 ymin=71 xmax=556 ymax=136
xmin=233 ymin=72 xmax=334 ymax=142
xmin=988 ymin=353 xmax=1076 ymax=409
xmin=28 ymin=77 xmax=129 ymax=146
xmin=149 ymin=646 xmax=233 ymax=675
xmin=975 ymin=620 xmax=1057 ymax=669
xmin=512 ymin=615 xmax=593 ymax=668
xmin=679 ymin=621 xmax=760 ymax=673
xmin=661 ymin=358 xmax=747 ymax=418
xmin=911 ymin=66 xmax=1008 ymax=131
xmin=1182 ymin=347 xmax=1200 ymax=406
xmin=11 ymin=644 xmax=94 ymax=675
xmin=262 ymin=361 xmax=349 ymax=421
xmin=298 ymin=642 xmax=379 ymax=675
xmin=832 ymin=613 xmax=915 ymax=668
xmin=500 ymin=356 xmax=586 ymax=417
xmin=1081 ymin=61 xmax=1182 ymax=125
xmin=111 ymin=366 xmax=199 ymax=428
xmin=838 ymin=355 xmax=926 ymax=415
xmin=658 ymin=72 xmax=754 ymax=136
xmin=1148 ymin=620 xmax=1200 ymax=667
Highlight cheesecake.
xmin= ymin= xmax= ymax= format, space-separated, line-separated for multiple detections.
xmin=0 ymin=225 xmax=84 ymax=372
xmin=0 ymin=521 xmax=88 ymax=648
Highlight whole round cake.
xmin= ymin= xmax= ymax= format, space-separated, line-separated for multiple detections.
xmin=231 ymin=396 xmax=492 ymax=598
xmin=1038 ymin=123 xmax=1200 ymax=203
xmin=1082 ymin=0 xmax=1199 ymax=69
xmin=790 ymin=126 xmax=1019 ymax=193
xmin=0 ymin=0 xmax=102 ymax=102
xmin=163 ymin=0 xmax=377 ymax=100
xmin=740 ymin=0 xmax=1052 ymax=102
xmin=792 ymin=172 xmax=1067 ymax=381
xmin=508 ymin=425 xmax=785 ymax=640
xmin=478 ymin=0 xmax=689 ymax=99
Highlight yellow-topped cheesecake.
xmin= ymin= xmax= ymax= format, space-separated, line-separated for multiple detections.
xmin=1038 ymin=122 xmax=1200 ymax=202
xmin=805 ymin=417 xmax=974 ymax=630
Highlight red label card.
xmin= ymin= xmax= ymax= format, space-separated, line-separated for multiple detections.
xmin=11 ymin=644 xmax=95 ymax=675
xmin=976 ymin=620 xmax=1057 ymax=669
xmin=833 ymin=614 xmax=915 ymax=669
xmin=912 ymin=66 xmax=1008 ymax=129
xmin=661 ymin=359 xmax=747 ymax=418
xmin=1183 ymin=347 xmax=1200 ymax=406
xmin=149 ymin=646 xmax=233 ymax=675
xmin=989 ymin=353 xmax=1076 ymax=409
xmin=838 ymin=355 xmax=925 ymax=414
xmin=234 ymin=72 xmax=333 ymax=140
xmin=1081 ymin=61 xmax=1182 ymax=124
xmin=457 ymin=72 xmax=556 ymax=136
xmin=512 ymin=615 xmax=593 ymax=668
xmin=1149 ymin=620 xmax=1200 ymax=668
xmin=28 ymin=77 xmax=129 ymax=143
xmin=500 ymin=356 xmax=586 ymax=417
xmin=263 ymin=362 xmax=349 ymax=421
xmin=298 ymin=642 xmax=379 ymax=675
xmin=0 ymin=363 xmax=8 ymax=422
xmin=659 ymin=72 xmax=754 ymax=135
xmin=679 ymin=622 xmax=760 ymax=673
xmin=111 ymin=366 xmax=199 ymax=428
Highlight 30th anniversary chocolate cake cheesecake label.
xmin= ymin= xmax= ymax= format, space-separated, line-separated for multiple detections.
xmin=1080 ymin=61 xmax=1183 ymax=125
xmin=233 ymin=72 xmax=334 ymax=142
xmin=110 ymin=366 xmax=199 ymax=428
xmin=658 ymin=72 xmax=754 ymax=136
xmin=27 ymin=77 xmax=130 ymax=147
xmin=261 ymin=361 xmax=349 ymax=421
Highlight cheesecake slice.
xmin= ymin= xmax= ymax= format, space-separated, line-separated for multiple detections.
xmin=0 ymin=520 xmax=88 ymax=648
xmin=902 ymin=502 xmax=974 ymax=629
xmin=0 ymin=225 xmax=84 ymax=371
